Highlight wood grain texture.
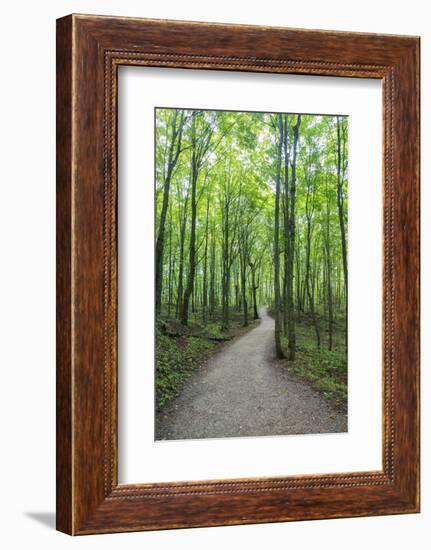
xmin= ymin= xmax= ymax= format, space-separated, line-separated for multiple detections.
xmin=56 ymin=15 xmax=73 ymax=535
xmin=56 ymin=14 xmax=420 ymax=535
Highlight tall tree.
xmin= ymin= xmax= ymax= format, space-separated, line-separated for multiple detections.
xmin=220 ymin=168 xmax=241 ymax=331
xmin=336 ymin=116 xmax=348 ymax=341
xmin=273 ymin=114 xmax=285 ymax=359
xmin=248 ymin=253 xmax=261 ymax=320
xmin=181 ymin=113 xmax=213 ymax=325
xmin=324 ymin=177 xmax=334 ymax=350
xmin=304 ymin=147 xmax=321 ymax=348
xmin=282 ymin=114 xmax=290 ymax=337
xmin=155 ymin=109 xmax=185 ymax=314
xmin=208 ymin=221 xmax=216 ymax=319
xmin=201 ymin=195 xmax=211 ymax=323
xmin=286 ymin=114 xmax=301 ymax=361
xmin=175 ymin=177 xmax=190 ymax=317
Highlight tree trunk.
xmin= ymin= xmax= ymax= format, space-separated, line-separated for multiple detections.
xmin=295 ymin=235 xmax=303 ymax=317
xmin=240 ymin=249 xmax=248 ymax=327
xmin=274 ymin=114 xmax=285 ymax=359
xmin=305 ymin=216 xmax=321 ymax=348
xmin=282 ymin=114 xmax=290 ymax=337
xmin=304 ymin=154 xmax=320 ymax=348
xmin=286 ymin=114 xmax=301 ymax=361
xmin=181 ymin=113 xmax=213 ymax=325
xmin=167 ymin=204 xmax=173 ymax=317
xmin=176 ymin=189 xmax=189 ymax=318
xmin=324 ymin=178 xmax=334 ymax=350
xmin=202 ymin=196 xmax=210 ymax=323
xmin=221 ymin=196 xmax=230 ymax=331
xmin=181 ymin=170 xmax=197 ymax=325
xmin=336 ymin=116 xmax=348 ymax=346
xmin=156 ymin=110 xmax=184 ymax=315
xmin=235 ymin=269 xmax=240 ymax=312
xmin=209 ymin=223 xmax=216 ymax=320
xmin=181 ymin=120 xmax=198 ymax=326
xmin=249 ymin=260 xmax=259 ymax=319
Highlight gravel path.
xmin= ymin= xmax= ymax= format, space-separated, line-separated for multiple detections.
xmin=155 ymin=308 xmax=347 ymax=440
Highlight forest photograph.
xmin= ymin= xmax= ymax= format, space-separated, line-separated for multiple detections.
xmin=154 ymin=106 xmax=348 ymax=441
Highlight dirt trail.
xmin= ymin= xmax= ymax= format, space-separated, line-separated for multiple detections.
xmin=156 ymin=308 xmax=347 ymax=440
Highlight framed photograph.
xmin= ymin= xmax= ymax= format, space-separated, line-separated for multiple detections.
xmin=56 ymin=14 xmax=420 ymax=534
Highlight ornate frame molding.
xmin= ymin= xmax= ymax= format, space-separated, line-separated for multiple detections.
xmin=57 ymin=14 xmax=419 ymax=534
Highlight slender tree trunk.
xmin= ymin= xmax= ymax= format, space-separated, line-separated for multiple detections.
xmin=286 ymin=114 xmax=301 ymax=361
xmin=274 ymin=114 xmax=285 ymax=359
xmin=336 ymin=116 xmax=348 ymax=346
xmin=181 ymin=114 xmax=212 ymax=325
xmin=282 ymin=115 xmax=290 ymax=336
xmin=235 ymin=268 xmax=240 ymax=312
xmin=167 ymin=204 xmax=173 ymax=317
xmin=176 ymin=190 xmax=189 ymax=318
xmin=305 ymin=216 xmax=321 ymax=347
xmin=181 ymin=168 xmax=197 ymax=326
xmin=209 ymin=223 xmax=216 ymax=320
xmin=156 ymin=110 xmax=184 ymax=315
xmin=295 ymin=235 xmax=302 ymax=317
xmin=249 ymin=260 xmax=259 ymax=319
xmin=221 ymin=199 xmax=230 ymax=331
xmin=240 ymin=248 xmax=248 ymax=327
xmin=304 ymin=157 xmax=320 ymax=348
xmin=324 ymin=178 xmax=334 ymax=350
xmin=181 ymin=122 xmax=198 ymax=326
xmin=220 ymin=173 xmax=233 ymax=332
xmin=202 ymin=196 xmax=210 ymax=323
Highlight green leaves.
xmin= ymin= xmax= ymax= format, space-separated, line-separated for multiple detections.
xmin=155 ymin=107 xmax=348 ymax=409
xmin=155 ymin=330 xmax=215 ymax=408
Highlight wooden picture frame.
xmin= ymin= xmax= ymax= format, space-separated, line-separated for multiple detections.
xmin=56 ymin=14 xmax=420 ymax=535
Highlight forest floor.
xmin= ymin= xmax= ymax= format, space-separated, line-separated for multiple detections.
xmin=278 ymin=311 xmax=348 ymax=412
xmin=155 ymin=308 xmax=259 ymax=409
xmin=155 ymin=307 xmax=347 ymax=441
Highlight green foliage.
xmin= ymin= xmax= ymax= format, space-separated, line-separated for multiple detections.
xmin=155 ymin=108 xmax=348 ymax=319
xmin=155 ymin=107 xmax=349 ymax=410
xmin=155 ymin=331 xmax=215 ymax=408
xmin=285 ymin=318 xmax=347 ymax=410
xmin=155 ymin=308 xmax=259 ymax=408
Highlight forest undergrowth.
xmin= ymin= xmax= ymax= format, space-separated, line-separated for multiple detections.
xmin=155 ymin=307 xmax=258 ymax=409
xmin=286 ymin=318 xmax=347 ymax=412
xmin=268 ymin=309 xmax=347 ymax=411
